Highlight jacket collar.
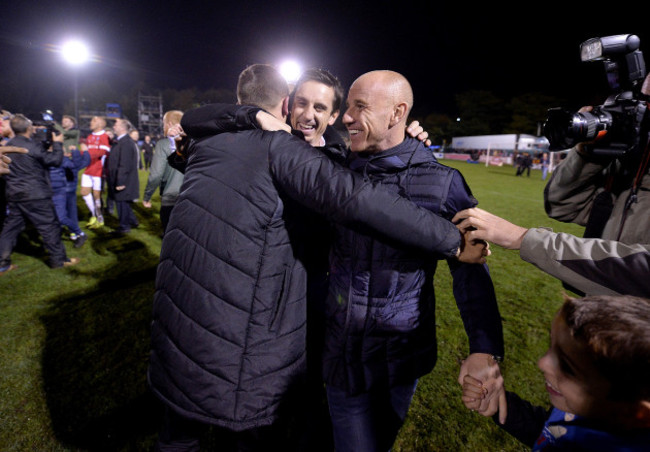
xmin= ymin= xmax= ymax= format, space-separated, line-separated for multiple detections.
xmin=348 ymin=137 xmax=431 ymax=174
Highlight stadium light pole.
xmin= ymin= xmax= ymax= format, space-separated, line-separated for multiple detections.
xmin=61 ymin=40 xmax=90 ymax=122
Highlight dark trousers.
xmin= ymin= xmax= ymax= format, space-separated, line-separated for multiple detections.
xmin=160 ymin=204 xmax=174 ymax=235
xmin=0 ymin=199 xmax=68 ymax=268
xmin=116 ymin=200 xmax=138 ymax=231
xmin=326 ymin=380 xmax=418 ymax=452
xmin=155 ymin=406 xmax=289 ymax=452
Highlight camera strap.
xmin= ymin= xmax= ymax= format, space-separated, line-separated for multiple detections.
xmin=617 ymin=134 xmax=650 ymax=240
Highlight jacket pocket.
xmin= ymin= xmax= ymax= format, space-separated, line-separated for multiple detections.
xmin=269 ymin=265 xmax=291 ymax=333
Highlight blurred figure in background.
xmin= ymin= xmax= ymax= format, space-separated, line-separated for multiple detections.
xmin=142 ymin=110 xmax=184 ymax=235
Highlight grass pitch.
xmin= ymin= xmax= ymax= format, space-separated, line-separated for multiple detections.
xmin=0 ymin=162 xmax=584 ymax=451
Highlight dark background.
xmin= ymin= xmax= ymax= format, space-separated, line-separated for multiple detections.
xmin=1 ymin=0 xmax=648 ymax=117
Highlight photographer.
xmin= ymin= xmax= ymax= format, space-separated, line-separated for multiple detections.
xmin=452 ymin=44 xmax=650 ymax=298
xmin=0 ymin=114 xmax=79 ymax=274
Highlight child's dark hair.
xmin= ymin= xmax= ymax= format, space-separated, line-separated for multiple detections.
xmin=561 ymin=294 xmax=650 ymax=402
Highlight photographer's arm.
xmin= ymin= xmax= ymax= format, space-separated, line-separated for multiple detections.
xmin=519 ymin=228 xmax=650 ymax=297
xmin=454 ymin=207 xmax=650 ymax=297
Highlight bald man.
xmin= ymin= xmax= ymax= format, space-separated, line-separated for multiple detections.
xmin=322 ymin=70 xmax=505 ymax=451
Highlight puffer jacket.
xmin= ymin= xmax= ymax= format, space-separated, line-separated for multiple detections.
xmin=323 ymin=137 xmax=504 ymax=394
xmin=148 ymin=109 xmax=463 ymax=431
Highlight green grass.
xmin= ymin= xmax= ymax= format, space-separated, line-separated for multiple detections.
xmin=0 ymin=163 xmax=584 ymax=450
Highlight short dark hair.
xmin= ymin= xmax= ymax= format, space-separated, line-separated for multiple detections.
xmin=62 ymin=115 xmax=77 ymax=126
xmin=237 ymin=64 xmax=289 ymax=111
xmin=10 ymin=114 xmax=32 ymax=135
xmin=290 ymin=67 xmax=344 ymax=114
xmin=561 ymin=294 xmax=650 ymax=402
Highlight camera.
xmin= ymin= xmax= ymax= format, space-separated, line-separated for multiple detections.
xmin=544 ymin=34 xmax=649 ymax=157
xmin=31 ymin=110 xmax=57 ymax=149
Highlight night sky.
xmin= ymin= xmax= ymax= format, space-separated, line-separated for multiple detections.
xmin=1 ymin=0 xmax=649 ymax=118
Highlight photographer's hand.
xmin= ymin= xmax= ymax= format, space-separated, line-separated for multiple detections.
xmin=453 ymin=207 xmax=528 ymax=250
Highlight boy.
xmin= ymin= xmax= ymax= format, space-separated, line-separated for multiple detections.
xmin=463 ymin=294 xmax=650 ymax=450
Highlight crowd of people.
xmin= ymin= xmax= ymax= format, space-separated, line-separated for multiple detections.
xmin=2 ymin=64 xmax=650 ymax=452
xmin=0 ymin=108 xmax=183 ymax=273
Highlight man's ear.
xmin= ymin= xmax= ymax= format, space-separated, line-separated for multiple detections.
xmin=328 ymin=111 xmax=340 ymax=126
xmin=389 ymin=102 xmax=408 ymax=127
xmin=282 ymin=96 xmax=290 ymax=118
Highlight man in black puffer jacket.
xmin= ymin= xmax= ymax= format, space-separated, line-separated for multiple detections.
xmin=148 ymin=64 xmax=479 ymax=450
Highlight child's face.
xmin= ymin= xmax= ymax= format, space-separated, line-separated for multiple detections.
xmin=537 ymin=313 xmax=614 ymax=420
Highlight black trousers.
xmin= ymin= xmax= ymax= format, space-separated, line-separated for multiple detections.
xmin=116 ymin=200 xmax=138 ymax=231
xmin=155 ymin=406 xmax=290 ymax=452
xmin=0 ymin=199 xmax=68 ymax=268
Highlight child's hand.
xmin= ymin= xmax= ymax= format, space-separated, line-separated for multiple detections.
xmin=461 ymin=374 xmax=487 ymax=410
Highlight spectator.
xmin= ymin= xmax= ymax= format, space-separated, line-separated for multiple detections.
xmin=81 ymin=116 xmax=110 ymax=229
xmin=142 ymin=134 xmax=154 ymax=170
xmin=1 ymin=109 xmax=16 ymax=230
xmin=142 ymin=110 xmax=184 ymax=235
xmin=48 ymin=137 xmax=90 ymax=248
xmin=0 ymin=114 xmax=79 ymax=274
xmin=106 ymin=118 xmax=140 ymax=235
xmin=129 ymin=128 xmax=143 ymax=170
xmin=54 ymin=114 xmax=80 ymax=153
xmin=516 ymin=152 xmax=532 ymax=177
xmin=462 ymin=294 xmax=650 ymax=450
xmin=540 ymin=152 xmax=550 ymax=181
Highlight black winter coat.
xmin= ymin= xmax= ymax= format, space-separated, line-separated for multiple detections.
xmin=4 ymin=135 xmax=62 ymax=201
xmin=107 ymin=135 xmax=140 ymax=201
xmin=148 ymin=105 xmax=463 ymax=431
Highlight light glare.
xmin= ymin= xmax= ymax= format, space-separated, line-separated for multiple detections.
xmin=278 ymin=60 xmax=301 ymax=84
xmin=62 ymin=40 xmax=89 ymax=66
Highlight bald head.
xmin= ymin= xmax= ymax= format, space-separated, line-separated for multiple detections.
xmin=355 ymin=70 xmax=413 ymax=115
xmin=343 ymin=70 xmax=413 ymax=153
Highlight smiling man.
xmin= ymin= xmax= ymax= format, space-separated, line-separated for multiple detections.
xmin=289 ymin=68 xmax=343 ymax=147
xmin=322 ymin=70 xmax=505 ymax=452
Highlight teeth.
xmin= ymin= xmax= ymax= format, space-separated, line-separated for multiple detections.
xmin=298 ymin=123 xmax=314 ymax=130
xmin=546 ymin=381 xmax=560 ymax=394
xmin=349 ymin=130 xmax=359 ymax=135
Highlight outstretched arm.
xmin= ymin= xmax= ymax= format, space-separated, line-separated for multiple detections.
xmin=453 ymin=207 xmax=528 ymax=250
xmin=0 ymin=146 xmax=28 ymax=175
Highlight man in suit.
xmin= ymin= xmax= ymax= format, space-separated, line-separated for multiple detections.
xmin=107 ymin=118 xmax=140 ymax=234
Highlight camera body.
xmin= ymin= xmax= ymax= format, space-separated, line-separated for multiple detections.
xmin=31 ymin=110 xmax=56 ymax=149
xmin=544 ymin=34 xmax=649 ymax=157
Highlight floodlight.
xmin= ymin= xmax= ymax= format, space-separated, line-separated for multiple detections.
xmin=278 ymin=60 xmax=302 ymax=84
xmin=61 ymin=40 xmax=90 ymax=66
